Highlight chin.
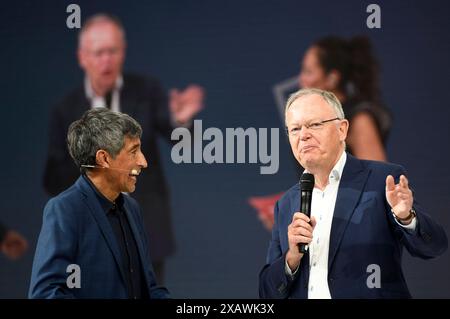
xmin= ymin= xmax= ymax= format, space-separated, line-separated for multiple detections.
xmin=300 ymin=153 xmax=315 ymax=163
xmin=300 ymin=156 xmax=320 ymax=170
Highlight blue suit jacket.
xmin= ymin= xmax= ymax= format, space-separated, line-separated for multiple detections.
xmin=29 ymin=176 xmax=170 ymax=299
xmin=259 ymin=154 xmax=447 ymax=299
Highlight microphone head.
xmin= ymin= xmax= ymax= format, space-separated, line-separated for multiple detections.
xmin=300 ymin=173 xmax=315 ymax=191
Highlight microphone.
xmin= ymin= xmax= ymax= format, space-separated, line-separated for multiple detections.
xmin=298 ymin=172 xmax=315 ymax=254
xmin=80 ymin=165 xmax=140 ymax=176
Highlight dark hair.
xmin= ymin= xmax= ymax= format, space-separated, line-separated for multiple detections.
xmin=313 ymin=35 xmax=380 ymax=103
xmin=67 ymin=108 xmax=142 ymax=173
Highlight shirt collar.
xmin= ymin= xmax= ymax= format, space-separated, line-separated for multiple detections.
xmin=82 ymin=174 xmax=124 ymax=214
xmin=328 ymin=151 xmax=347 ymax=184
xmin=84 ymin=75 xmax=124 ymax=100
xmin=304 ymin=151 xmax=347 ymax=186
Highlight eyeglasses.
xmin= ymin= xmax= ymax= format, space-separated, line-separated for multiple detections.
xmin=286 ymin=117 xmax=341 ymax=136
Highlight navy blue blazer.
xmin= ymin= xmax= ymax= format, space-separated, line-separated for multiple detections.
xmin=259 ymin=154 xmax=447 ymax=299
xmin=29 ymin=176 xmax=170 ymax=299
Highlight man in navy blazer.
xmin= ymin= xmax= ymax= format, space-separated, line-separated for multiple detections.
xmin=30 ymin=108 xmax=169 ymax=299
xmin=259 ymin=88 xmax=447 ymax=299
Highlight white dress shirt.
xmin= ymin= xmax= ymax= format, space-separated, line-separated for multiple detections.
xmin=84 ymin=76 xmax=123 ymax=112
xmin=306 ymin=151 xmax=347 ymax=299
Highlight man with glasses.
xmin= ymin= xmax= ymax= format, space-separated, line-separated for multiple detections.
xmin=259 ymin=88 xmax=447 ymax=299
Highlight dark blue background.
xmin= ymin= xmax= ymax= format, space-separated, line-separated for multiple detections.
xmin=0 ymin=0 xmax=449 ymax=298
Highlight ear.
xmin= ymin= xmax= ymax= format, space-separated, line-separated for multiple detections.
xmin=338 ymin=119 xmax=349 ymax=142
xmin=95 ymin=150 xmax=111 ymax=168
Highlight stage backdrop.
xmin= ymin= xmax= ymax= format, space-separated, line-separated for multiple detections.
xmin=0 ymin=0 xmax=448 ymax=298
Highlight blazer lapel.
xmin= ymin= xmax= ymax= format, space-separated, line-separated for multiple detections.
xmin=328 ymin=155 xmax=370 ymax=271
xmin=76 ymin=177 xmax=128 ymax=284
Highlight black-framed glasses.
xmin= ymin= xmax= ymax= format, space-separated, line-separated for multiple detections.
xmin=286 ymin=117 xmax=341 ymax=136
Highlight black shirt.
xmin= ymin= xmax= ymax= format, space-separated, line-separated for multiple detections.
xmin=83 ymin=174 xmax=149 ymax=299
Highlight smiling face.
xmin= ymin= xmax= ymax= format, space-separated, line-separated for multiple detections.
xmin=78 ymin=21 xmax=125 ymax=96
xmin=104 ymin=135 xmax=147 ymax=195
xmin=286 ymin=94 xmax=348 ymax=174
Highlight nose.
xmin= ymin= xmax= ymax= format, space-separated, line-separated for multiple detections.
xmin=137 ymin=151 xmax=148 ymax=169
xmin=299 ymin=127 xmax=312 ymax=141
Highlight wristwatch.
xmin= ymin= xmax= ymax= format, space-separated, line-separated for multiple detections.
xmin=392 ymin=208 xmax=416 ymax=223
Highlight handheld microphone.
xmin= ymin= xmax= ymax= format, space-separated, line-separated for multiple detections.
xmin=80 ymin=165 xmax=140 ymax=176
xmin=298 ymin=172 xmax=315 ymax=254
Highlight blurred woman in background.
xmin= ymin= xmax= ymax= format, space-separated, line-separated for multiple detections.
xmin=299 ymin=35 xmax=391 ymax=160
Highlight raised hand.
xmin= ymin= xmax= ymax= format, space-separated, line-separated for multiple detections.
xmin=385 ymin=174 xmax=414 ymax=220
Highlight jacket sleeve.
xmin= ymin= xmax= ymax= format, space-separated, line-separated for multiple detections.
xmin=29 ymin=198 xmax=78 ymax=299
xmin=259 ymin=201 xmax=299 ymax=299
xmin=43 ymin=106 xmax=79 ymax=196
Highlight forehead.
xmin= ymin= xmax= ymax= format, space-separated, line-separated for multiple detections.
xmin=80 ymin=22 xmax=123 ymax=49
xmin=122 ymin=136 xmax=141 ymax=149
xmin=303 ymin=47 xmax=320 ymax=64
xmin=286 ymin=94 xmax=335 ymax=124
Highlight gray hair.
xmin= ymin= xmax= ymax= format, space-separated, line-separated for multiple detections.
xmin=78 ymin=13 xmax=126 ymax=49
xmin=67 ymin=108 xmax=142 ymax=173
xmin=285 ymin=88 xmax=345 ymax=125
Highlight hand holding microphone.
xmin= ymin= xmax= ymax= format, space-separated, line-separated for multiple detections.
xmin=298 ymin=173 xmax=314 ymax=253
xmin=285 ymin=173 xmax=316 ymax=272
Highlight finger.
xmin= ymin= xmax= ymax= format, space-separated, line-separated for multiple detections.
xmin=290 ymin=235 xmax=313 ymax=245
xmin=400 ymin=175 xmax=409 ymax=189
xmin=292 ymin=212 xmax=310 ymax=223
xmin=291 ymin=220 xmax=313 ymax=233
xmin=291 ymin=218 xmax=312 ymax=232
xmin=386 ymin=175 xmax=395 ymax=192
xmin=298 ymin=227 xmax=314 ymax=238
xmin=289 ymin=227 xmax=313 ymax=238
